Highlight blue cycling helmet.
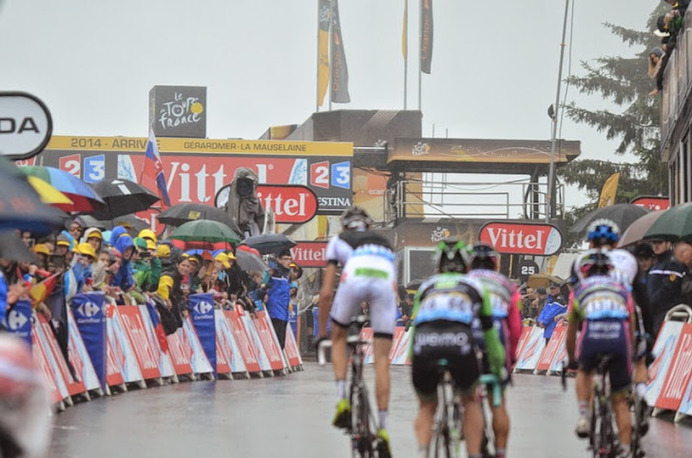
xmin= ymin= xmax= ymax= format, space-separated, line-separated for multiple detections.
xmin=585 ymin=219 xmax=620 ymax=246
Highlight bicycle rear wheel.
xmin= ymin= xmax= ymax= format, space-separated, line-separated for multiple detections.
xmin=350 ymin=383 xmax=374 ymax=458
xmin=431 ymin=393 xmax=451 ymax=458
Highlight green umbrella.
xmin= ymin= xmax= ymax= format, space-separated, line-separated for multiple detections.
xmin=167 ymin=219 xmax=242 ymax=244
xmin=644 ymin=202 xmax=692 ymax=242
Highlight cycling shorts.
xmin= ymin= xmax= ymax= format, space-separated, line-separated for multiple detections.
xmin=411 ymin=321 xmax=480 ymax=398
xmin=577 ymin=318 xmax=632 ymax=393
xmin=330 ymin=270 xmax=397 ymax=338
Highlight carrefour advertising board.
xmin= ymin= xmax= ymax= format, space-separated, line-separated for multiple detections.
xmin=28 ymin=136 xmax=353 ymax=215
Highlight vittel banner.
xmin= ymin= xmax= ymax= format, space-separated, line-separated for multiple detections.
xmin=479 ymin=221 xmax=563 ymax=256
xmin=149 ymin=86 xmax=206 ymax=138
xmin=38 ymin=136 xmax=353 ymax=215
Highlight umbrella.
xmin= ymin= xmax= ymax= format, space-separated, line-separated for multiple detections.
xmin=98 ymin=214 xmax=150 ymax=234
xmin=90 ymin=179 xmax=160 ymax=220
xmin=644 ymin=202 xmax=692 ymax=242
xmin=0 ymin=158 xmax=66 ymax=233
xmin=619 ymin=211 xmax=666 ymax=247
xmin=26 ymin=176 xmax=73 ymax=207
xmin=570 ymin=203 xmax=650 ymax=235
xmin=75 ymin=214 xmax=107 ymax=230
xmin=527 ymin=274 xmax=563 ymax=289
xmin=240 ymin=233 xmax=296 ymax=255
xmin=18 ymin=165 xmax=104 ymax=213
xmin=157 ymin=203 xmax=241 ymax=232
xmin=0 ymin=232 xmax=36 ymax=263
xmin=235 ymin=248 xmax=269 ymax=272
xmin=168 ymin=220 xmax=242 ymax=245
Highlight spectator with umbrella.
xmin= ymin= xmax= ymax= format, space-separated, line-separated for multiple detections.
xmin=90 ymin=178 xmax=160 ymax=221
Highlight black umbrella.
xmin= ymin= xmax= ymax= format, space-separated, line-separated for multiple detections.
xmin=157 ymin=203 xmax=241 ymax=233
xmin=569 ymin=203 xmax=650 ymax=235
xmin=0 ymin=157 xmax=66 ymax=234
xmin=234 ymin=248 xmax=269 ymax=272
xmin=0 ymin=232 xmax=36 ymax=263
xmin=98 ymin=214 xmax=150 ymax=234
xmin=90 ymin=179 xmax=160 ymax=220
xmin=240 ymin=233 xmax=296 ymax=255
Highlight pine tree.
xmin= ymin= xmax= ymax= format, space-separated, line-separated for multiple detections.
xmin=558 ymin=5 xmax=669 ymax=226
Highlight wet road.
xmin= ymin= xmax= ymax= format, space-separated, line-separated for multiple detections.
xmin=51 ymin=364 xmax=692 ymax=457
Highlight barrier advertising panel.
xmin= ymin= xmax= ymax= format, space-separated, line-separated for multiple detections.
xmin=224 ymin=310 xmax=262 ymax=374
xmin=535 ymin=325 xmax=566 ymax=374
xmin=214 ymin=335 xmax=231 ymax=377
xmin=118 ymin=306 xmax=161 ymax=381
xmin=215 ymin=310 xmax=248 ymax=376
xmin=514 ymin=326 xmax=533 ymax=361
xmin=166 ymin=330 xmax=194 ymax=377
xmin=138 ymin=305 xmax=176 ymax=379
xmin=646 ymin=321 xmax=684 ymax=406
xmin=32 ymin=319 xmax=66 ymax=404
xmin=283 ymin=325 xmax=303 ymax=369
xmin=253 ymin=311 xmax=286 ymax=371
xmin=675 ymin=372 xmax=692 ymax=422
xmin=360 ymin=328 xmax=375 ymax=365
xmin=36 ymin=314 xmax=86 ymax=397
xmin=106 ymin=304 xmax=144 ymax=385
xmin=389 ymin=327 xmax=410 ymax=365
xmin=514 ymin=327 xmax=546 ymax=372
xmin=189 ymin=293 xmax=217 ymax=375
xmin=181 ymin=319 xmax=214 ymax=376
xmin=240 ymin=313 xmax=273 ymax=373
xmin=66 ymin=309 xmax=101 ymax=393
xmin=655 ymin=323 xmax=692 ymax=412
xmin=71 ymin=293 xmax=107 ymax=389
xmin=3 ymin=299 xmax=33 ymax=346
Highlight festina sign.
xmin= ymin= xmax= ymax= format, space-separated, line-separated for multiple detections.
xmin=292 ymin=241 xmax=328 ymax=267
xmin=256 ymin=185 xmax=318 ymax=224
xmin=478 ymin=222 xmax=563 ymax=256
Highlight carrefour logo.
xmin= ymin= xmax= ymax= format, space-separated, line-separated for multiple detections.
xmin=193 ymin=301 xmax=213 ymax=315
xmin=6 ymin=310 xmax=29 ymax=330
xmin=77 ymin=301 xmax=101 ymax=318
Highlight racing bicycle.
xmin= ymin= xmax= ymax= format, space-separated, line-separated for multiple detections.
xmin=318 ymin=315 xmax=385 ymax=457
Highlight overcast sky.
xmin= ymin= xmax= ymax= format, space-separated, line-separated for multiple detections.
xmin=0 ymin=0 xmax=658 ymax=208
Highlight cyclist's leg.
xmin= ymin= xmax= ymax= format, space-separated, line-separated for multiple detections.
xmin=414 ymin=396 xmax=437 ymax=455
xmin=461 ymin=391 xmax=484 ymax=457
xmin=411 ymin=323 xmax=442 ymax=455
xmin=575 ymin=321 xmax=597 ymax=437
xmin=610 ymin=320 xmax=634 ymax=451
xmin=491 ymin=319 xmax=510 ymax=457
xmin=368 ymin=279 xmax=397 ymax=420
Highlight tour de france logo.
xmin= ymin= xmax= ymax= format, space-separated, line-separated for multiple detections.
xmin=158 ymin=92 xmax=205 ymax=130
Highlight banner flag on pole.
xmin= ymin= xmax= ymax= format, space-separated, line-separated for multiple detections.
xmin=420 ymin=0 xmax=433 ymax=74
xmin=142 ymin=130 xmax=171 ymax=207
xmin=330 ymin=0 xmax=350 ymax=103
xmin=597 ymin=172 xmax=620 ymax=208
xmin=317 ymin=0 xmax=331 ymax=107
xmin=402 ymin=0 xmax=408 ymax=59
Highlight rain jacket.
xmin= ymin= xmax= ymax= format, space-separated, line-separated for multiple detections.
xmin=537 ymin=300 xmax=567 ymax=340
xmin=224 ymin=167 xmax=265 ymax=237
xmin=111 ymin=234 xmax=135 ymax=292
xmin=266 ymin=264 xmax=291 ymax=322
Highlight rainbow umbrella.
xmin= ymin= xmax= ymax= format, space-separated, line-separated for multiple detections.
xmin=26 ymin=175 xmax=73 ymax=207
xmin=18 ymin=165 xmax=104 ymax=213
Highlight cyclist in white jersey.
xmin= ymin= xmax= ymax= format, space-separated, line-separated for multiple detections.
xmin=316 ymin=207 xmax=397 ymax=457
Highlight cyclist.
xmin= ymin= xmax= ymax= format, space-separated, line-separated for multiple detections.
xmin=409 ymin=240 xmax=506 ymax=458
xmin=575 ymin=219 xmax=653 ymax=434
xmin=316 ymin=207 xmax=397 ymax=457
xmin=566 ymin=251 xmax=635 ymax=458
xmin=467 ymin=242 xmax=521 ymax=458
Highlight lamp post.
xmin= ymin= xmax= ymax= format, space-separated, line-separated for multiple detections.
xmin=546 ymin=0 xmax=570 ymax=223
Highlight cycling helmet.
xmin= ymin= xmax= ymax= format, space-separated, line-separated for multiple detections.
xmin=436 ymin=240 xmax=471 ymax=274
xmin=340 ymin=207 xmax=373 ymax=231
xmin=585 ymin=219 xmax=620 ymax=246
xmin=470 ymin=242 xmax=500 ymax=271
xmin=578 ymin=251 xmax=613 ymax=278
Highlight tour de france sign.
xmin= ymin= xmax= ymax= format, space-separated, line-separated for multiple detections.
xmin=478 ymin=221 xmax=563 ymax=256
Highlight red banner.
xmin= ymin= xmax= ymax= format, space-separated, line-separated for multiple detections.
xmin=514 ymin=326 xmax=533 ymax=361
xmin=656 ymin=323 xmax=692 ymax=411
xmin=166 ymin=331 xmax=194 ymax=377
xmin=252 ymin=312 xmax=286 ymax=371
xmin=32 ymin=325 xmax=64 ymax=404
xmin=37 ymin=315 xmax=86 ymax=397
xmin=535 ymin=325 xmax=566 ymax=373
xmin=283 ymin=326 xmax=302 ymax=368
xmin=118 ymin=306 xmax=161 ymax=381
xmin=224 ymin=310 xmax=262 ymax=374
xmin=292 ymin=241 xmax=328 ymax=267
xmin=631 ymin=196 xmax=670 ymax=211
xmin=214 ymin=336 xmax=231 ymax=376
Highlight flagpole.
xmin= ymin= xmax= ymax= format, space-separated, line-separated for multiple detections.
xmin=403 ymin=0 xmax=408 ymax=110
xmin=418 ymin=0 xmax=422 ymax=111
xmin=328 ymin=0 xmax=334 ymax=111
xmin=316 ymin=0 xmax=320 ymax=112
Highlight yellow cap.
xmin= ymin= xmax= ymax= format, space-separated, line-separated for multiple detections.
xmin=77 ymin=242 xmax=97 ymax=259
xmin=56 ymin=240 xmax=71 ymax=247
xmin=226 ymin=251 xmax=236 ymax=260
xmin=156 ymin=245 xmax=171 ymax=258
xmin=146 ymin=239 xmax=156 ymax=250
xmin=214 ymin=253 xmax=231 ymax=269
xmin=33 ymin=244 xmax=51 ymax=256
xmin=138 ymin=229 xmax=157 ymax=243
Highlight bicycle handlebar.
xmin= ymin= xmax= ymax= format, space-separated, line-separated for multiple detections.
xmin=478 ymin=374 xmax=502 ymax=408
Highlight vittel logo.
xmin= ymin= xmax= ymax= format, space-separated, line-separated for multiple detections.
xmin=479 ymin=222 xmax=563 ymax=256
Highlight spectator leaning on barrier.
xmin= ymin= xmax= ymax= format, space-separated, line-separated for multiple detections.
xmin=534 ymin=287 xmax=548 ymax=314
xmin=547 ymin=282 xmax=566 ymax=305
xmin=156 ymin=256 xmax=193 ymax=331
xmin=537 ymin=287 xmax=568 ymax=346
xmin=648 ymin=241 xmax=692 ymax=336
xmin=264 ymin=249 xmax=293 ymax=349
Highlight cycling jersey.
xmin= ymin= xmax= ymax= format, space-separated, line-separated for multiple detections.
xmin=467 ymin=269 xmax=522 ymax=362
xmin=413 ymin=274 xmax=490 ymax=326
xmin=327 ymin=230 xmax=398 ymax=337
xmin=569 ymin=276 xmax=633 ymax=321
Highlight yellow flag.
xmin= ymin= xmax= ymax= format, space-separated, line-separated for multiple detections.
xmin=317 ymin=0 xmax=331 ymax=107
xmin=598 ymin=172 xmax=620 ymax=208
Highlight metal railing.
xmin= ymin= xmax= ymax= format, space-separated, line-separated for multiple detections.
xmin=384 ymin=178 xmax=564 ymax=223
